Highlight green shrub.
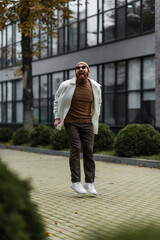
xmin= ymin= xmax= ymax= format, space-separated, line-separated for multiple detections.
xmin=0 ymin=128 xmax=13 ymax=142
xmin=94 ymin=124 xmax=115 ymax=152
xmin=114 ymin=124 xmax=160 ymax=157
xmin=13 ymin=127 xmax=30 ymax=145
xmin=0 ymin=158 xmax=47 ymax=240
xmin=29 ymin=125 xmax=53 ymax=147
xmin=50 ymin=128 xmax=69 ymax=150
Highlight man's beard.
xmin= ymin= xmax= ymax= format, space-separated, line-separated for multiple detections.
xmin=77 ymin=72 xmax=88 ymax=83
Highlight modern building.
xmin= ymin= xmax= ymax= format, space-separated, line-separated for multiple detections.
xmin=0 ymin=0 xmax=159 ymax=133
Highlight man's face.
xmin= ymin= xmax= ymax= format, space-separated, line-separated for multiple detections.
xmin=75 ymin=64 xmax=89 ymax=83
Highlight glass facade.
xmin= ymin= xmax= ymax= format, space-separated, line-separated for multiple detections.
xmin=0 ymin=0 xmax=155 ymax=69
xmin=0 ymin=0 xmax=156 ymax=130
xmin=0 ymin=55 xmax=155 ymax=128
xmin=0 ymin=79 xmax=23 ymax=124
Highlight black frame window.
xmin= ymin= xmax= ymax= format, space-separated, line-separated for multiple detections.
xmin=0 ymin=1 xmax=155 ymax=68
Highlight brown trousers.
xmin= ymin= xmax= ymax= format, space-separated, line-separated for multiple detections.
xmin=64 ymin=123 xmax=95 ymax=183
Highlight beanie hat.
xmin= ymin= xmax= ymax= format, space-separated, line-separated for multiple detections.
xmin=75 ymin=61 xmax=90 ymax=72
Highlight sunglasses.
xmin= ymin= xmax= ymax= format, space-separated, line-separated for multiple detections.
xmin=75 ymin=66 xmax=87 ymax=70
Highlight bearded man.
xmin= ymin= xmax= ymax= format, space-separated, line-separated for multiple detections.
xmin=54 ymin=61 xmax=102 ymax=195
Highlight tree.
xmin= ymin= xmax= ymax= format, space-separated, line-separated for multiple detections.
xmin=0 ymin=0 xmax=74 ymax=129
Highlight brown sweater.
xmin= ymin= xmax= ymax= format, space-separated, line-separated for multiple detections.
xmin=64 ymin=80 xmax=94 ymax=123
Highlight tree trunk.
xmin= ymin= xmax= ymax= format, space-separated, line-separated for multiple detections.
xmin=21 ymin=33 xmax=34 ymax=130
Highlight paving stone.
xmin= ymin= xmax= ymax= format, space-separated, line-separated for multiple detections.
xmin=0 ymin=149 xmax=160 ymax=240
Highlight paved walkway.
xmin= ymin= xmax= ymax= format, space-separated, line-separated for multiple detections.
xmin=0 ymin=149 xmax=160 ymax=240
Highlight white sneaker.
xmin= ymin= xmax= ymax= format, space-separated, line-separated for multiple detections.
xmin=70 ymin=182 xmax=87 ymax=194
xmin=84 ymin=183 xmax=97 ymax=195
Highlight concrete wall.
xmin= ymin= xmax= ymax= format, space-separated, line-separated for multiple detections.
xmin=32 ymin=33 xmax=155 ymax=76
xmin=0 ymin=66 xmax=22 ymax=82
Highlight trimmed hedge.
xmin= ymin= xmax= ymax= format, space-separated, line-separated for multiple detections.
xmin=0 ymin=158 xmax=47 ymax=240
xmin=114 ymin=124 xmax=160 ymax=157
xmin=13 ymin=127 xmax=30 ymax=145
xmin=0 ymin=128 xmax=13 ymax=142
xmin=50 ymin=128 xmax=69 ymax=150
xmin=94 ymin=123 xmax=115 ymax=152
xmin=29 ymin=125 xmax=53 ymax=147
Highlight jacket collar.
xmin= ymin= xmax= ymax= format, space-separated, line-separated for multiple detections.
xmin=70 ymin=77 xmax=76 ymax=84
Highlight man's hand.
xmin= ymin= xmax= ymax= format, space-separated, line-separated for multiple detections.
xmin=54 ymin=118 xmax=61 ymax=129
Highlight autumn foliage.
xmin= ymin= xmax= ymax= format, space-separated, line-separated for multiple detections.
xmin=0 ymin=0 xmax=74 ymax=35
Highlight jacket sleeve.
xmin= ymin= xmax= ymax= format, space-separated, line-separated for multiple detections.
xmin=53 ymin=84 xmax=63 ymax=119
xmin=98 ymin=86 xmax=102 ymax=116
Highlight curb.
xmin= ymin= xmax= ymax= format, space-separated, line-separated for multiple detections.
xmin=0 ymin=144 xmax=160 ymax=169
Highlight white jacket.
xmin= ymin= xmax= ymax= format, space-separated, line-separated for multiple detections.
xmin=53 ymin=77 xmax=102 ymax=134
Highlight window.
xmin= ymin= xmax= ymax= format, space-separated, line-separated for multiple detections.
xmin=58 ymin=28 xmax=64 ymax=54
xmin=116 ymin=0 xmax=125 ymax=7
xmin=142 ymin=91 xmax=155 ymax=124
xmin=16 ymin=23 xmax=21 ymax=42
xmin=117 ymin=61 xmax=126 ymax=91
xmin=143 ymin=56 xmax=155 ymax=89
xmin=99 ymin=0 xmax=103 ymax=12
xmin=7 ymin=103 xmax=12 ymax=123
xmin=16 ymin=80 xmax=23 ymax=100
xmin=104 ymin=94 xmax=115 ymax=125
xmin=33 ymin=77 xmax=39 ymax=99
xmin=16 ymin=102 xmax=23 ymax=123
xmin=104 ymin=63 xmax=115 ymax=91
xmin=69 ymin=23 xmax=77 ymax=51
xmin=40 ymin=33 xmax=48 ymax=58
xmin=128 ymin=92 xmax=141 ymax=123
xmin=69 ymin=0 xmax=78 ymax=22
xmin=40 ymin=75 xmax=47 ymax=98
xmin=116 ymin=61 xmax=126 ymax=124
xmin=79 ymin=20 xmax=86 ymax=49
xmin=40 ymin=75 xmax=48 ymax=123
xmin=89 ymin=66 xmax=97 ymax=81
xmin=33 ymin=76 xmax=39 ymax=124
xmin=104 ymin=63 xmax=115 ymax=125
xmin=68 ymin=70 xmax=75 ymax=79
xmin=87 ymin=16 xmax=97 ymax=46
xmin=142 ymin=0 xmax=155 ymax=32
xmin=128 ymin=59 xmax=140 ymax=90
xmin=52 ymin=72 xmax=63 ymax=95
xmin=127 ymin=1 xmax=141 ymax=36
xmin=87 ymin=0 xmax=97 ymax=17
xmin=7 ymin=25 xmax=12 ymax=67
xmin=7 ymin=81 xmax=12 ymax=101
xmin=116 ymin=6 xmax=126 ymax=39
xmin=104 ymin=10 xmax=115 ymax=42
xmin=142 ymin=55 xmax=155 ymax=124
xmin=52 ymin=30 xmax=58 ymax=55
xmin=7 ymin=45 xmax=12 ymax=67
xmin=117 ymin=93 xmax=126 ymax=124
xmin=104 ymin=0 xmax=115 ymax=11
xmin=2 ymin=29 xmax=6 ymax=47
xmin=16 ymin=80 xmax=23 ymax=123
xmin=98 ymin=13 xmax=103 ymax=44
xmin=7 ymin=25 xmax=12 ymax=45
xmin=16 ymin=42 xmax=22 ymax=65
xmin=79 ymin=0 xmax=86 ymax=20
